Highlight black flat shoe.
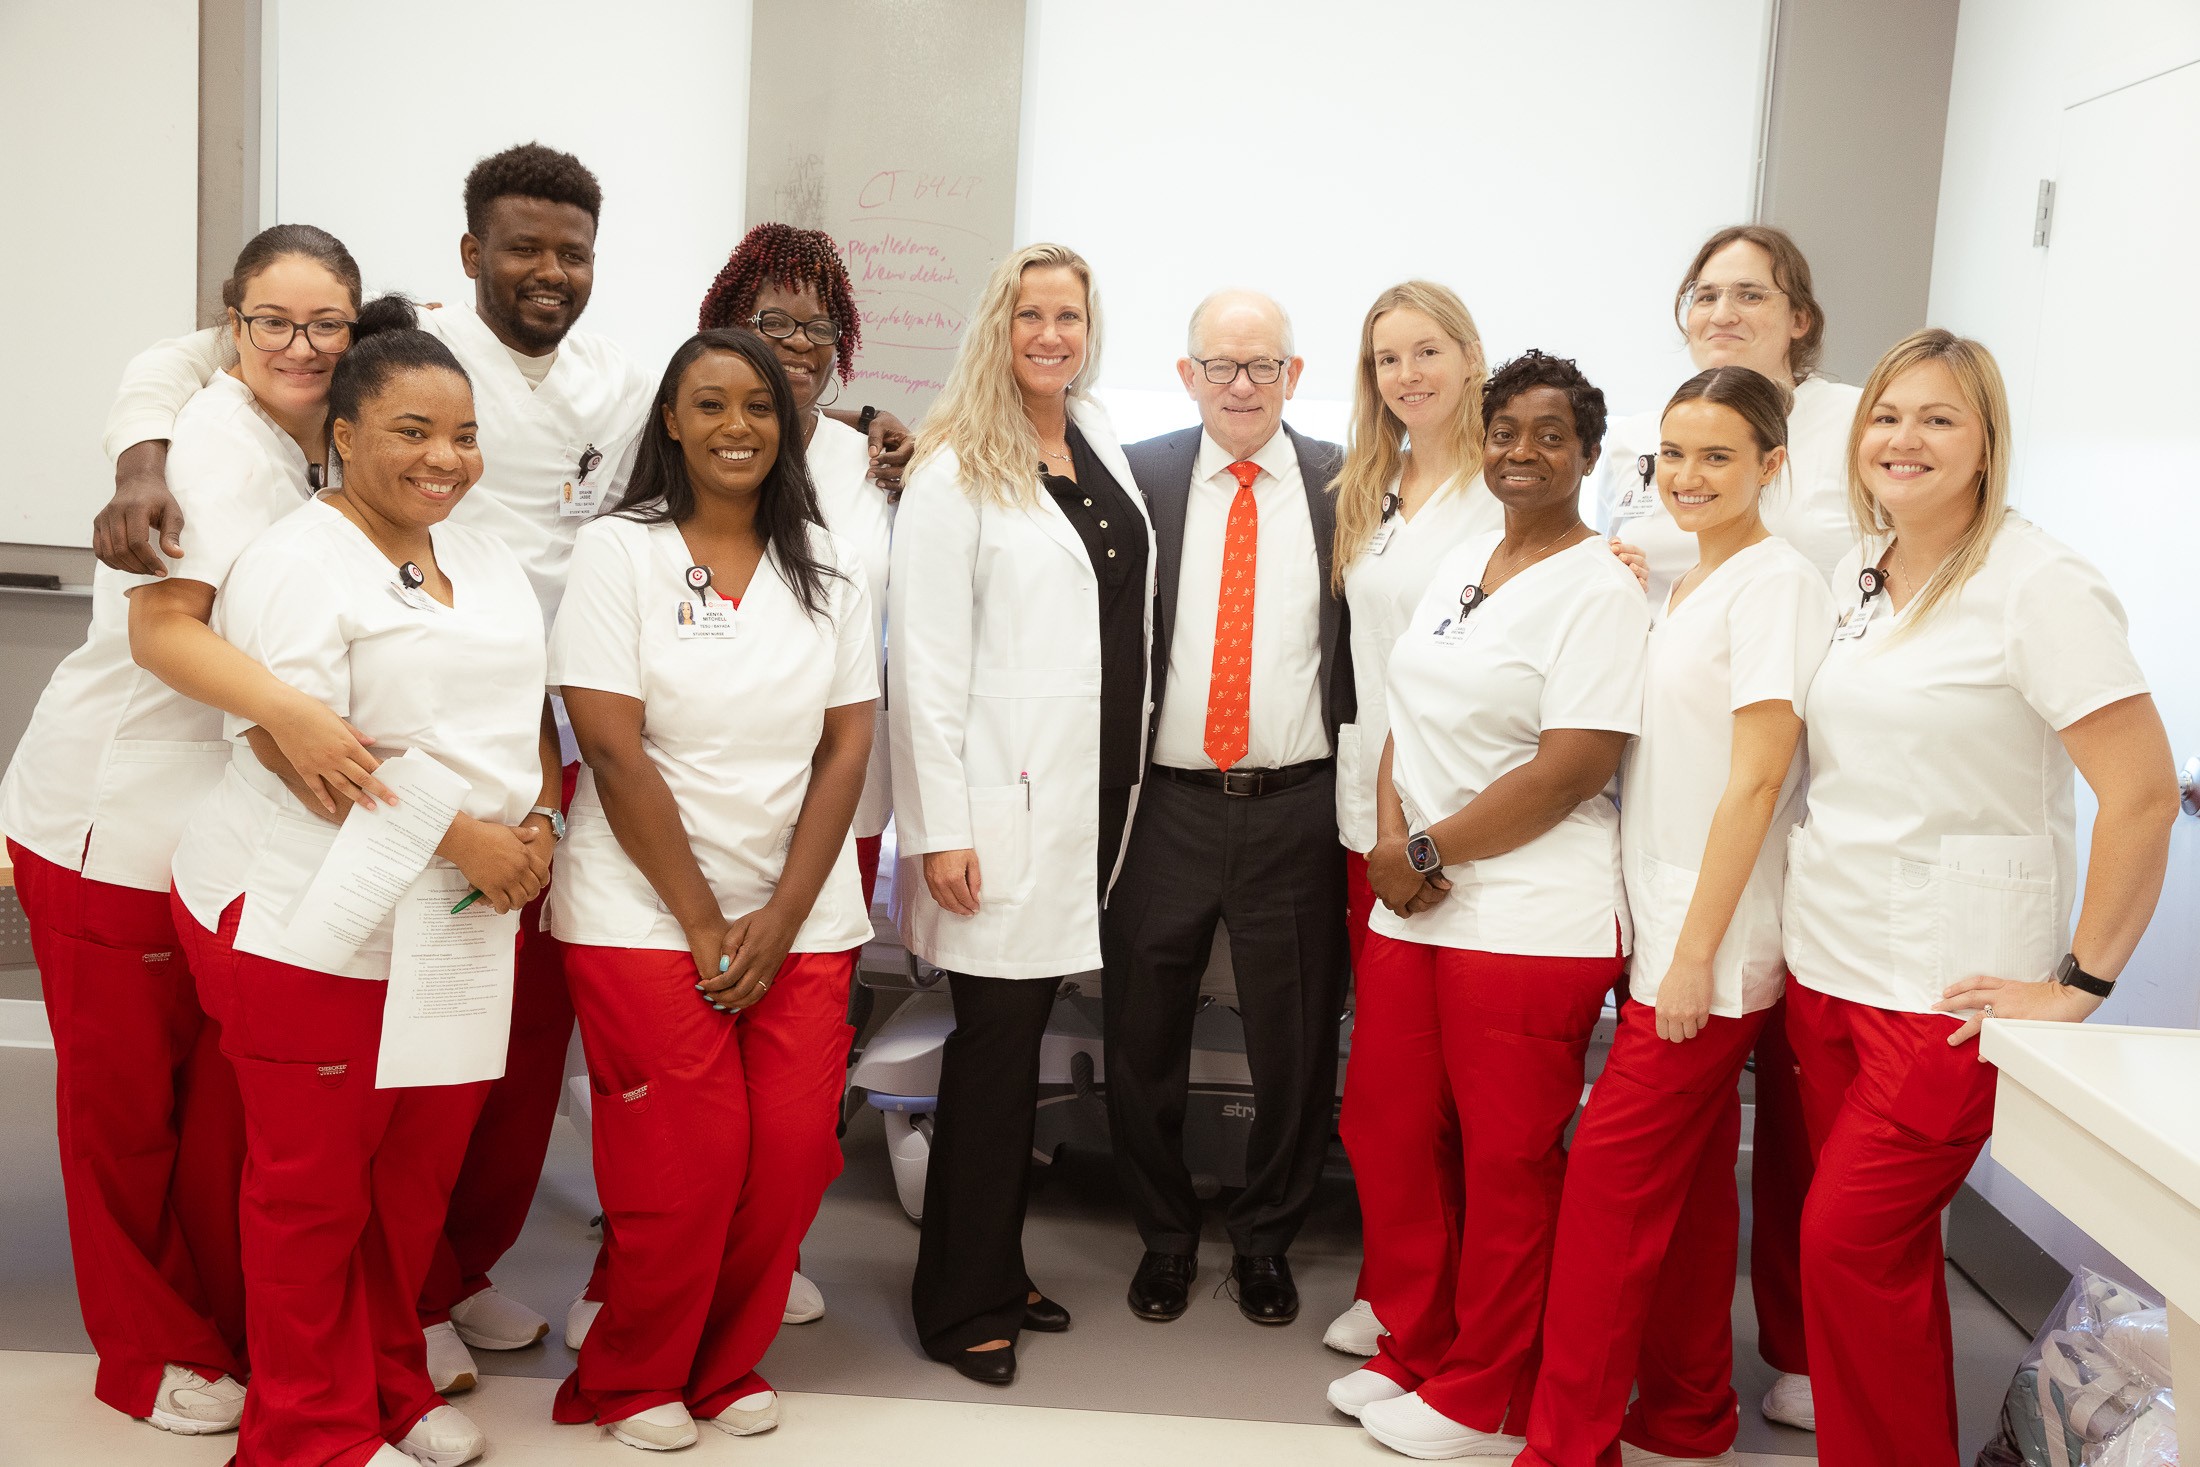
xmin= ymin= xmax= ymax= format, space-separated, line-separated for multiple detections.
xmin=1022 ymin=1293 xmax=1071 ymax=1333
xmin=947 ymin=1343 xmax=1017 ymax=1386
xmin=1127 ymin=1249 xmax=1196 ymax=1321
xmin=1233 ymin=1253 xmax=1299 ymax=1325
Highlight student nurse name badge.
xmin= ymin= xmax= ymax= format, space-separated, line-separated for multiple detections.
xmin=676 ymin=599 xmax=737 ymax=640
xmin=1612 ymin=455 xmax=1658 ymax=520
xmin=559 ymin=443 xmax=607 ymax=519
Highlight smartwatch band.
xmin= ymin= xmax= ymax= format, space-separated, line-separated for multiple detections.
xmin=2054 ymin=952 xmax=2113 ymax=997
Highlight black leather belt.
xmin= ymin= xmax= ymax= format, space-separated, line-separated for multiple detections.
xmin=1157 ymin=758 xmax=1332 ymax=798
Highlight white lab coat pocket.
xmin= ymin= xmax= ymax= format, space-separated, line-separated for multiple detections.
xmin=1334 ymin=722 xmax=1373 ymax=852
xmin=967 ymin=785 xmax=1034 ymax=906
xmin=81 ymin=739 xmax=232 ymax=889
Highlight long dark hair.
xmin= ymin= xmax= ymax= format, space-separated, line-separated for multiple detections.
xmin=616 ymin=328 xmax=841 ymax=618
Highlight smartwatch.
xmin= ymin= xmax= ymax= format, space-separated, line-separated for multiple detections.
xmin=1404 ymin=830 xmax=1443 ymax=875
xmin=856 ymin=404 xmax=879 ymax=434
xmin=2054 ymin=952 xmax=2113 ymax=998
xmin=528 ymin=805 xmax=567 ymax=842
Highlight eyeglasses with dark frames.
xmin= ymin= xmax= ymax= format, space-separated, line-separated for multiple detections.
xmin=235 ymin=313 xmax=355 ymax=352
xmin=749 ymin=309 xmax=841 ymax=346
xmin=1191 ymin=356 xmax=1287 ymax=386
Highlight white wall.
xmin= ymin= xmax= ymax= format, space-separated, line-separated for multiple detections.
xmin=1929 ymin=0 xmax=2200 ymax=1284
xmin=271 ymin=0 xmax=753 ymax=385
xmin=1017 ymin=0 xmax=1773 ymax=448
xmin=0 ymin=1 xmax=197 ymax=550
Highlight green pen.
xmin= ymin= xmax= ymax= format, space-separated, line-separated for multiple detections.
xmin=451 ymin=889 xmax=483 ymax=914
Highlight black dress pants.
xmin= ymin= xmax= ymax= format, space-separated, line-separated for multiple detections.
xmin=911 ymin=785 xmax=1130 ymax=1357
xmin=1100 ymin=766 xmax=1349 ymax=1257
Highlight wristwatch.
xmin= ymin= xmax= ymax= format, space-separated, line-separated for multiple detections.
xmin=1404 ymin=830 xmax=1443 ymax=875
xmin=528 ymin=805 xmax=567 ymax=842
xmin=856 ymin=404 xmax=879 ymax=434
xmin=2054 ymin=952 xmax=2113 ymax=997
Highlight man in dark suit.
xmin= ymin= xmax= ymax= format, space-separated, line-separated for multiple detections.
xmin=1103 ymin=290 xmax=1353 ymax=1327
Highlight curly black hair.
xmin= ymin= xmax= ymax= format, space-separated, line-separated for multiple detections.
xmin=1481 ymin=348 xmax=1608 ymax=454
xmin=697 ymin=223 xmax=863 ymax=383
xmin=462 ymin=142 xmax=603 ymax=237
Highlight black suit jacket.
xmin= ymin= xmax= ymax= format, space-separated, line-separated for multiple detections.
xmin=1124 ymin=423 xmax=1356 ymax=749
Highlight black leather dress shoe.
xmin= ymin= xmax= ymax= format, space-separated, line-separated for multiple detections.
xmin=1127 ymin=1249 xmax=1197 ymax=1321
xmin=946 ymin=1343 xmax=1017 ymax=1385
xmin=1022 ymin=1293 xmax=1071 ymax=1333
xmin=1233 ymin=1253 xmax=1299 ymax=1325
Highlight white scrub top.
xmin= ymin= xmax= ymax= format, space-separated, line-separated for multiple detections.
xmin=1335 ymin=473 xmax=1502 ymax=852
xmin=806 ymin=415 xmax=894 ymax=840
xmin=1371 ymin=533 xmax=1649 ymax=957
xmin=0 ymin=374 xmax=316 ymax=890
xmin=1601 ymin=375 xmax=1863 ymax=604
xmin=1782 ymin=514 xmax=2149 ymax=1015
xmin=172 ymin=501 xmax=548 ymax=981
xmin=547 ymin=514 xmax=878 ymax=955
xmin=1622 ymin=537 xmax=1834 ymax=1016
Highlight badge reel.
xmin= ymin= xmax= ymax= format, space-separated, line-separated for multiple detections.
xmin=560 ymin=442 xmax=606 ymax=520
xmin=676 ymin=563 xmax=737 ymax=640
xmin=1437 ymin=582 xmax=1487 ymax=644
xmin=1612 ymin=453 xmax=1659 ymax=521
xmin=391 ymin=560 xmax=435 ymax=611
xmin=1366 ymin=491 xmax=1403 ymax=556
xmin=1835 ymin=565 xmax=1888 ymax=641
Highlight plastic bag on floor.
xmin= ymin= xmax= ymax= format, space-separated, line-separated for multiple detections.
xmin=1976 ymin=1267 xmax=2177 ymax=1467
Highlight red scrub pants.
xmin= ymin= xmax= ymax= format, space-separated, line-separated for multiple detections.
xmin=418 ymin=763 xmax=579 ymax=1326
xmin=1519 ymin=998 xmax=1769 ymax=1467
xmin=1785 ymin=981 xmax=1998 ymax=1467
xmin=9 ymin=840 xmax=245 ymax=1418
xmin=181 ymin=894 xmax=487 ymax=1467
xmin=855 ymin=832 xmax=883 ymax=913
xmin=1749 ymin=993 xmax=1813 ymax=1377
xmin=1346 ymin=930 xmax=1624 ymax=1434
xmin=553 ymin=945 xmax=854 ymax=1427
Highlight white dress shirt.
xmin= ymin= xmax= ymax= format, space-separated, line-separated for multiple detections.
xmin=1151 ymin=428 xmax=1329 ymax=770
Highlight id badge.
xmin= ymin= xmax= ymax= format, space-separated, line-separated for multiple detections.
xmin=389 ymin=582 xmax=438 ymax=612
xmin=1434 ymin=614 xmax=1479 ymax=647
xmin=560 ymin=473 xmax=602 ymax=519
xmin=1833 ymin=597 xmax=1878 ymax=641
xmin=1612 ymin=457 xmax=1659 ymax=521
xmin=675 ymin=600 xmax=737 ymax=640
xmin=1367 ymin=519 xmax=1400 ymax=556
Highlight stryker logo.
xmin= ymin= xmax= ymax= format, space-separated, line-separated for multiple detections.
xmin=1221 ymin=1102 xmax=1256 ymax=1119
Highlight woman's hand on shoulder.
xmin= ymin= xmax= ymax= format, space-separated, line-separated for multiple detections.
xmin=1935 ymin=973 xmax=2102 ymax=1052
xmin=1608 ymin=538 xmax=1649 ymax=591
xmin=923 ymin=849 xmax=982 ymax=916
xmin=868 ymin=410 xmax=914 ymax=497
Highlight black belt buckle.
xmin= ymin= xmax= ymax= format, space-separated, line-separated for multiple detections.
xmin=1221 ymin=769 xmax=1263 ymax=797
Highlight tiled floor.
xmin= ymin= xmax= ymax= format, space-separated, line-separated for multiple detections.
xmin=0 ymin=1036 xmax=2026 ymax=1465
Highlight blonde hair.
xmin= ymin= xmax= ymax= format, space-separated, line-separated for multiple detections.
xmin=1845 ymin=328 xmax=2013 ymax=632
xmin=1329 ymin=281 xmax=1487 ymax=592
xmin=914 ymin=242 xmax=1104 ymax=508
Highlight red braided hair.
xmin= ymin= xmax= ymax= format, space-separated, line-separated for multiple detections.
xmin=697 ymin=222 xmax=861 ymax=383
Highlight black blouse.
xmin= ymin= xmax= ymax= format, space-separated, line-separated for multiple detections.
xmin=1039 ymin=424 xmax=1149 ymax=791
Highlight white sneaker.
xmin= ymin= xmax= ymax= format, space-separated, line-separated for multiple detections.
xmin=566 ymin=1295 xmax=603 ymax=1350
xmin=1760 ymin=1371 xmax=1815 ymax=1431
xmin=1621 ymin=1443 xmax=1739 ymax=1466
xmin=1324 ymin=1297 xmax=1389 ymax=1357
xmin=422 ymin=1320 xmax=477 ymax=1395
xmin=1359 ymin=1391 xmax=1525 ymax=1461
xmin=449 ymin=1285 xmax=550 ymax=1349
xmin=706 ymin=1387 xmax=779 ymax=1436
xmin=145 ymin=1364 xmax=245 ymax=1434
xmin=608 ymin=1401 xmax=698 ymax=1452
xmin=396 ymin=1403 xmax=487 ymax=1466
xmin=1327 ymin=1367 xmax=1408 ymax=1419
xmin=783 ymin=1270 xmax=825 ymax=1324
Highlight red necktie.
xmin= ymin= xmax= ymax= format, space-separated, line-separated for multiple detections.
xmin=1203 ymin=460 xmax=1260 ymax=770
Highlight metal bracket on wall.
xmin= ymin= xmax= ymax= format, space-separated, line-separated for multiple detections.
xmin=2034 ymin=179 xmax=2057 ymax=247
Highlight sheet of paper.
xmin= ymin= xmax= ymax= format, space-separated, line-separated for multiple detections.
xmin=279 ymin=749 xmax=471 ymax=970
xmin=376 ymin=863 xmax=519 ymax=1089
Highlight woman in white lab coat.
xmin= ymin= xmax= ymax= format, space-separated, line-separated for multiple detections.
xmin=0 ymin=224 xmax=397 ymax=1439
xmin=1781 ymin=330 xmax=2174 ymax=1467
xmin=1517 ymin=366 xmax=1835 ymax=1467
xmin=1323 ymin=278 xmax=1503 ymax=1359
xmin=170 ymin=316 xmax=561 ymax=1467
xmin=1602 ymin=223 xmax=1856 ymax=1428
xmin=889 ymin=242 xmax=1154 ymax=1386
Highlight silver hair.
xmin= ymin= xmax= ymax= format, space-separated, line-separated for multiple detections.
xmin=1186 ymin=288 xmax=1296 ymax=359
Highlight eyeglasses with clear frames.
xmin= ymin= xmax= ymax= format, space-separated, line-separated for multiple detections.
xmin=1192 ymin=356 xmax=1287 ymax=386
xmin=1678 ymin=282 xmax=1788 ymax=314
xmin=235 ymin=313 xmax=356 ymax=352
xmin=749 ymin=309 xmax=841 ymax=346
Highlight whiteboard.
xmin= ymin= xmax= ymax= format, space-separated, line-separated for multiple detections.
xmin=272 ymin=0 xmax=755 ymax=394
xmin=1019 ymin=0 xmax=1774 ymax=447
xmin=0 ymin=1 xmax=198 ymax=549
